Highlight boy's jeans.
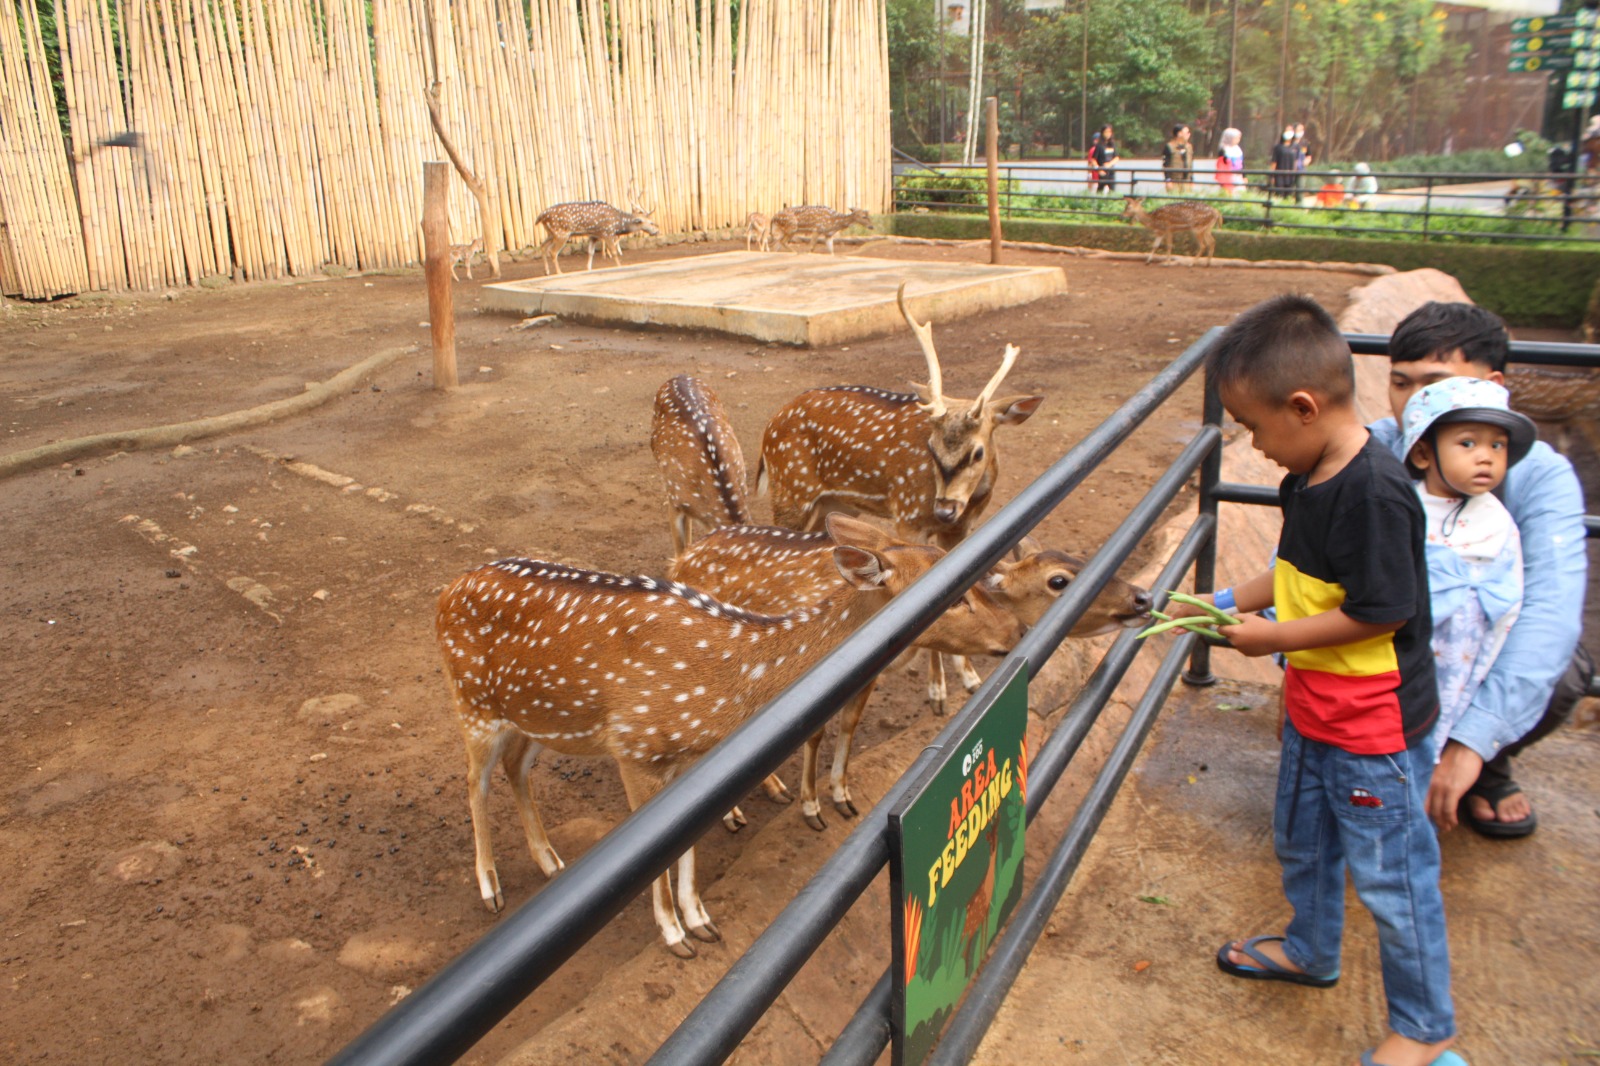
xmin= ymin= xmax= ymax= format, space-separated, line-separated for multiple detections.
xmin=1275 ymin=722 xmax=1456 ymax=1044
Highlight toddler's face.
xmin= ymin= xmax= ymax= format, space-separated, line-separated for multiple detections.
xmin=1424 ymin=422 xmax=1509 ymax=497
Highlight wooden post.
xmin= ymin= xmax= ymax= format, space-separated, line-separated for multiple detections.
xmin=986 ymin=96 xmax=1001 ymax=264
xmin=422 ymin=161 xmax=457 ymax=390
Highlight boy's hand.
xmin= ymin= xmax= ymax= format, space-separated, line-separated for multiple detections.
xmin=1218 ymin=613 xmax=1279 ymax=657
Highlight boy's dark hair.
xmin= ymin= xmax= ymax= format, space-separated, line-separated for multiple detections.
xmin=1172 ymin=123 xmax=1188 ymax=137
xmin=1206 ymin=294 xmax=1354 ymax=405
xmin=1388 ymin=302 xmax=1509 ymax=372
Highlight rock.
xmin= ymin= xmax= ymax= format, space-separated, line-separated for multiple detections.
xmin=1336 ymin=268 xmax=1470 ymax=336
xmin=171 ymin=445 xmax=196 ymax=458
xmin=297 ymin=693 xmax=364 ymax=722
xmin=198 ymin=274 xmax=230 ymax=290
xmin=292 ymin=987 xmax=343 ymax=1026
xmin=261 ymin=938 xmax=315 ymax=963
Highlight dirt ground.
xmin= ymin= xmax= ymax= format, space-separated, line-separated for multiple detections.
xmin=0 ymin=241 xmax=1593 ymax=1065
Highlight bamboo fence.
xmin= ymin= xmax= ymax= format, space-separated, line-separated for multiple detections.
xmin=0 ymin=0 xmax=889 ymax=299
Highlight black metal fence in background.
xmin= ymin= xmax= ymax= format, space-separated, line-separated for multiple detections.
xmin=328 ymin=330 xmax=1599 ymax=1066
xmin=893 ymin=163 xmax=1600 ymax=244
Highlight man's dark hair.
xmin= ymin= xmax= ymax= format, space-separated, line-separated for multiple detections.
xmin=1388 ymin=301 xmax=1509 ymax=373
xmin=1172 ymin=123 xmax=1188 ymax=137
xmin=1206 ymin=294 xmax=1353 ymax=405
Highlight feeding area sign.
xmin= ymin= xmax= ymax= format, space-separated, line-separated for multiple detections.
xmin=888 ymin=659 xmax=1029 ymax=1066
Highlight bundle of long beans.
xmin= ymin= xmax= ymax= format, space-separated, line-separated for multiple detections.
xmin=1136 ymin=591 xmax=1240 ymax=644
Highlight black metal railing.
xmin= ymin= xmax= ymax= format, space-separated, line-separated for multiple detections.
xmin=892 ymin=163 xmax=1600 ymax=244
xmin=329 ymin=328 xmax=1229 ymax=1065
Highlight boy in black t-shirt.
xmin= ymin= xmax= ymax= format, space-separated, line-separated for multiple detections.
xmin=1172 ymin=295 xmax=1462 ymax=1066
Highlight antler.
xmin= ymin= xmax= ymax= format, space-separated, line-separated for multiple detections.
xmin=627 ymin=181 xmax=653 ymax=217
xmin=969 ymin=344 xmax=1020 ymax=415
xmin=897 ymin=283 xmax=946 ymax=418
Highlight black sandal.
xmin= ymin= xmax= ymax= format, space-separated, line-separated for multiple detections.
xmin=1461 ymin=779 xmax=1537 ymax=839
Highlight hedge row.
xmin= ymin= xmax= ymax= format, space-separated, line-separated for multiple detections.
xmin=885 ymin=213 xmax=1600 ymax=328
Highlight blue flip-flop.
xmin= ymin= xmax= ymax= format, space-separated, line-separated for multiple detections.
xmin=1215 ymin=935 xmax=1339 ymax=988
xmin=1360 ymin=1051 xmax=1468 ymax=1066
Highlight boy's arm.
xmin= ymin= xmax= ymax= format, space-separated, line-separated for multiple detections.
xmin=1168 ymin=568 xmax=1276 ymax=618
xmin=1224 ymin=609 xmax=1402 ymax=659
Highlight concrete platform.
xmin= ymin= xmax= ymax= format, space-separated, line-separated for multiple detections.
xmin=480 ymin=250 xmax=1068 ymax=346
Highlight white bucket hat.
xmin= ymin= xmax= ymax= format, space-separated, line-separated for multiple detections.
xmin=1399 ymin=377 xmax=1537 ymax=470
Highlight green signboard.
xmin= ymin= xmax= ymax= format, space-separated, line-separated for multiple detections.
xmin=1512 ymin=10 xmax=1598 ymax=34
xmin=1570 ymin=69 xmax=1600 ymax=90
xmin=1564 ymin=89 xmax=1597 ymax=110
xmin=1510 ymin=29 xmax=1593 ymax=53
xmin=889 ymin=659 xmax=1029 ymax=1066
xmin=1510 ymin=52 xmax=1575 ymax=72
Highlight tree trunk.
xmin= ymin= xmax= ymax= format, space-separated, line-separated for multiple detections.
xmin=424 ymin=84 xmax=501 ymax=279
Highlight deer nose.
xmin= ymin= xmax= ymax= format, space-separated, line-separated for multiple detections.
xmin=933 ymin=500 xmax=960 ymax=523
xmin=1132 ymin=590 xmax=1154 ymax=615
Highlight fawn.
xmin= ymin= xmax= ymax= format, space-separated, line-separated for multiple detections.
xmin=448 ymin=236 xmax=483 ymax=281
xmin=1120 ymin=197 xmax=1222 ymax=266
xmin=768 ymin=205 xmax=872 ymax=254
xmin=436 ymin=514 xmax=1017 ymax=956
xmin=671 ymin=525 xmax=1149 ymax=828
xmin=745 ymin=212 xmax=772 ymax=252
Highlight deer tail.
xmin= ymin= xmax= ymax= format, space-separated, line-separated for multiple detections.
xmin=755 ymin=453 xmax=769 ymax=498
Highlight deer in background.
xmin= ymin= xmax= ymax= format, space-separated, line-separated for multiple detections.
xmin=745 ymin=212 xmax=772 ymax=252
xmin=768 ymin=205 xmax=873 ymax=254
xmin=758 ymin=284 xmax=1042 ymax=704
xmin=671 ymin=525 xmax=1149 ymax=828
xmin=650 ymin=375 xmax=753 ymax=557
xmin=535 ymin=191 xmax=660 ymax=275
xmin=436 ymin=515 xmax=1018 ymax=957
xmin=448 ymin=236 xmax=483 ymax=281
xmin=1120 ymin=197 xmax=1222 ymax=266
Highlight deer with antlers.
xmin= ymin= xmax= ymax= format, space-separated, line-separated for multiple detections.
xmin=1120 ymin=197 xmax=1222 ymax=266
xmin=758 ymin=284 xmax=1043 ymax=703
xmin=768 ymin=205 xmax=873 ymax=254
xmin=650 ymin=375 xmax=752 ymax=558
xmin=670 ymin=525 xmax=1149 ymax=828
xmin=534 ymin=191 xmax=659 ymax=276
xmin=436 ymin=515 xmax=1020 ymax=956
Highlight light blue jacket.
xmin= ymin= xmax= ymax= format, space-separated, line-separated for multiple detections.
xmin=1370 ymin=417 xmax=1588 ymax=759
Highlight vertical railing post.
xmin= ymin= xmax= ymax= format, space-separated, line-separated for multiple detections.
xmin=1421 ymin=175 xmax=1433 ymax=242
xmin=1183 ymin=372 xmax=1223 ymax=686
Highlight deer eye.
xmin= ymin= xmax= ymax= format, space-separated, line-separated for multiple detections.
xmin=972 ymin=446 xmax=985 ymax=463
xmin=1047 ymin=574 xmax=1070 ymax=591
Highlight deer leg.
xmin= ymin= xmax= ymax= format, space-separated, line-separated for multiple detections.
xmin=676 ymin=847 xmax=720 ymax=943
xmin=461 ymin=721 xmax=513 ymax=912
xmin=465 ymin=257 xmax=474 ymax=281
xmin=585 ymin=239 xmax=598 ymax=271
xmin=800 ymin=727 xmax=828 ymax=830
xmin=450 ymin=263 xmax=460 ymax=282
xmin=614 ymin=758 xmax=696 ymax=957
xmin=500 ymin=732 xmax=565 ymax=878
xmin=953 ymin=654 xmax=984 ymax=693
xmin=1146 ymin=234 xmax=1159 ymax=265
xmin=829 ymin=683 xmax=877 ymax=818
xmin=927 ymin=652 xmax=948 ymax=713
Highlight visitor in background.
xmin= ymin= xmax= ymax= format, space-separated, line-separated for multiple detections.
xmin=1090 ymin=124 xmax=1119 ymax=193
xmin=1269 ymin=128 xmax=1298 ymax=199
xmin=1351 ymin=162 xmax=1379 ymax=208
xmin=1163 ymin=123 xmax=1195 ymax=193
xmin=1293 ymin=123 xmax=1313 ymax=203
xmin=1215 ymin=127 xmax=1244 ymax=196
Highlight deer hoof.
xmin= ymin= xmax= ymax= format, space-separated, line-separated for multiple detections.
xmin=482 ymin=892 xmax=503 ymax=914
xmin=832 ymin=797 xmax=858 ymax=819
xmin=689 ymin=919 xmax=721 ymax=944
xmin=722 ymin=807 xmax=748 ymax=833
xmin=804 ymin=811 xmax=827 ymax=832
xmin=667 ymin=937 xmax=698 ymax=960
xmin=762 ymin=775 xmax=793 ymax=804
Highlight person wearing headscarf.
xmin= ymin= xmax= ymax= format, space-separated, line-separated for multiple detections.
xmin=1215 ymin=127 xmax=1244 ymax=196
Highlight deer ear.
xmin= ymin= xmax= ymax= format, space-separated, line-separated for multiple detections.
xmin=1014 ymin=534 xmax=1044 ymax=561
xmin=832 ymin=545 xmax=890 ymax=590
xmin=825 ymin=513 xmax=893 ymax=551
xmin=990 ymin=395 xmax=1044 ymax=425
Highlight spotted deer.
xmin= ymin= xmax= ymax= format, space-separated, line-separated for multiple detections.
xmin=535 ymin=195 xmax=660 ymax=275
xmin=448 ymin=236 xmax=483 ymax=281
xmin=768 ymin=205 xmax=873 ymax=254
xmin=650 ymin=375 xmax=752 ymax=558
xmin=745 ymin=212 xmax=772 ymax=252
xmin=759 ymin=284 xmax=1042 ymax=702
xmin=436 ymin=514 xmax=1018 ymax=957
xmin=670 ymin=525 xmax=1149 ymax=828
xmin=1120 ymin=197 xmax=1222 ymax=266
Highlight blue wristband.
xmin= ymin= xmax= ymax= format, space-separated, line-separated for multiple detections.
xmin=1213 ymin=587 xmax=1236 ymax=613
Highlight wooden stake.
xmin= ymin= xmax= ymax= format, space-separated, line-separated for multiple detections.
xmin=986 ymin=96 xmax=1001 ymax=264
xmin=422 ymin=160 xmax=457 ymax=390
